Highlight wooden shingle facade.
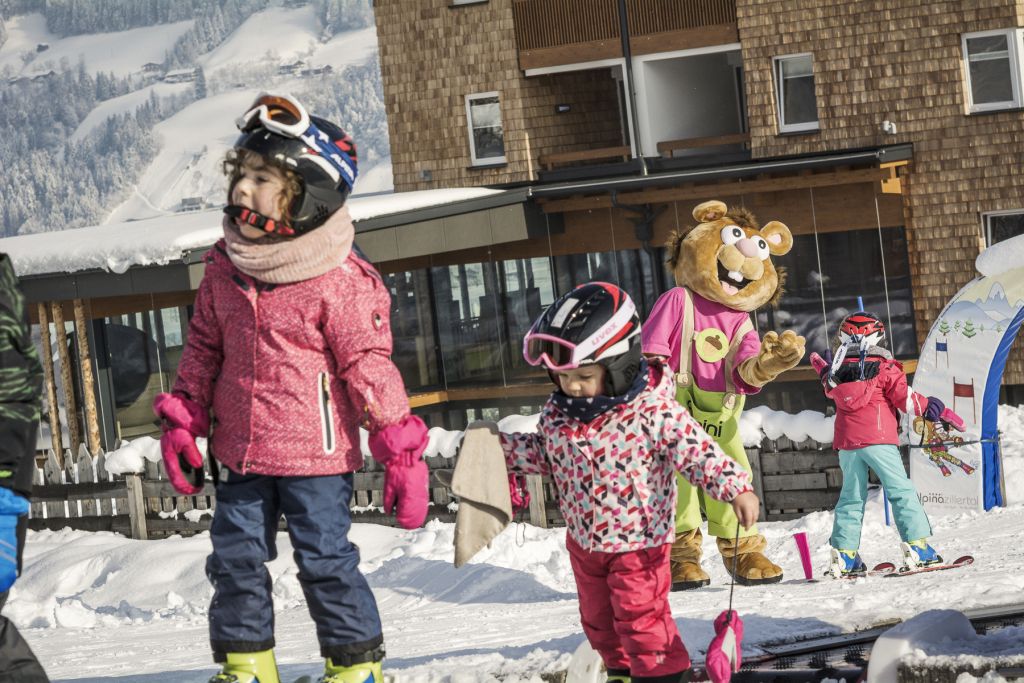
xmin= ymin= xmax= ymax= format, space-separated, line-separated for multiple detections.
xmin=373 ymin=0 xmax=1024 ymax=408
xmin=738 ymin=0 xmax=1024 ymax=380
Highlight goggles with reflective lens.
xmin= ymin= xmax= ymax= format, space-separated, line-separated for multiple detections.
xmin=235 ymin=92 xmax=357 ymax=190
xmin=523 ymin=334 xmax=580 ymax=371
xmin=522 ymin=297 xmax=637 ymax=371
xmin=236 ymin=93 xmax=310 ymax=137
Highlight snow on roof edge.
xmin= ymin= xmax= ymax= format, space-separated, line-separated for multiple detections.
xmin=0 ymin=188 xmax=507 ymax=278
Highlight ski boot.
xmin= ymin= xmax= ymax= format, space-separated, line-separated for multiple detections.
xmin=901 ymin=538 xmax=943 ymax=570
xmin=827 ymin=547 xmax=867 ymax=579
xmin=606 ymin=669 xmax=631 ymax=683
xmin=208 ymin=650 xmax=280 ymax=683
xmin=319 ymin=657 xmax=384 ymax=683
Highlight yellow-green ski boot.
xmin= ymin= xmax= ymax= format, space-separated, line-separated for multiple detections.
xmin=320 ymin=657 xmax=384 ymax=683
xmin=208 ymin=650 xmax=280 ymax=683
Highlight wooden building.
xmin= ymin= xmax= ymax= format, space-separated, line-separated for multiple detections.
xmin=371 ymin=0 xmax=1024 ymax=422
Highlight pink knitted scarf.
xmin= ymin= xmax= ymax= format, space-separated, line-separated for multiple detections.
xmin=221 ymin=206 xmax=355 ymax=284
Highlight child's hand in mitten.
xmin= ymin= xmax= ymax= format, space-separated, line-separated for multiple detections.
xmin=369 ymin=415 xmax=430 ymax=529
xmin=153 ymin=392 xmax=209 ymax=495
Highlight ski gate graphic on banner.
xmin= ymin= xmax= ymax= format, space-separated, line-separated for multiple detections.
xmin=911 ymin=256 xmax=1022 ymax=513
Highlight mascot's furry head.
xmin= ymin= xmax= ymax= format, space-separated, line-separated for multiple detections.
xmin=666 ymin=200 xmax=792 ymax=313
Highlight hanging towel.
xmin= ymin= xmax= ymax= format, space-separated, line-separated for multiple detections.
xmin=450 ymin=420 xmax=513 ymax=568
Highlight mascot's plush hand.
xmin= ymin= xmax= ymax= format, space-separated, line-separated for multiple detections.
xmin=740 ymin=330 xmax=806 ymax=387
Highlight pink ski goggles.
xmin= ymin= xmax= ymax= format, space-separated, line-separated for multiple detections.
xmin=522 ymin=297 xmax=636 ymax=371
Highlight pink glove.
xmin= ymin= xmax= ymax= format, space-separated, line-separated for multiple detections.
xmin=368 ymin=415 xmax=429 ymax=529
xmin=153 ymin=393 xmax=209 ymax=495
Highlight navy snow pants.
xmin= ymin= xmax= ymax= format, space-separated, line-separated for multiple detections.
xmin=207 ymin=471 xmax=383 ymax=661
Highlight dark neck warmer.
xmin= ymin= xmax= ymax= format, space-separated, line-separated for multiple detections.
xmin=550 ymin=360 xmax=650 ymax=423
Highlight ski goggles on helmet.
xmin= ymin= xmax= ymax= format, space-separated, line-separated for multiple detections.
xmin=523 ymin=296 xmax=637 ymax=371
xmin=235 ymin=92 xmax=357 ymax=190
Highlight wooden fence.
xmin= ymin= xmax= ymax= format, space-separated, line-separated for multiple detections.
xmin=29 ymin=439 xmax=888 ymax=539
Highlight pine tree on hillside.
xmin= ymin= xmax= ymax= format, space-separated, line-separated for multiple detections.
xmin=194 ymin=65 xmax=206 ymax=98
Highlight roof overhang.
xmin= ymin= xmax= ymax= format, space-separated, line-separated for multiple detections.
xmin=532 ymin=144 xmax=914 ymax=213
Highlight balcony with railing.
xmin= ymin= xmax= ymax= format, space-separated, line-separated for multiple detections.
xmin=513 ymin=0 xmax=738 ymax=71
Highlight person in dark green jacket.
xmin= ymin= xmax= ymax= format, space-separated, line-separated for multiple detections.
xmin=0 ymin=253 xmax=49 ymax=681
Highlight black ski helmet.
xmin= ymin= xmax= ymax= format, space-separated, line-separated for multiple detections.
xmin=524 ymin=282 xmax=642 ymax=395
xmin=228 ymin=94 xmax=358 ymax=236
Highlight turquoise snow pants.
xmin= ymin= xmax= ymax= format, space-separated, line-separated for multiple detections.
xmin=830 ymin=444 xmax=932 ymax=550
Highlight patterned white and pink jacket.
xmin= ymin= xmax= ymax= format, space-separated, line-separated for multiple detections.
xmin=500 ymin=363 xmax=753 ymax=553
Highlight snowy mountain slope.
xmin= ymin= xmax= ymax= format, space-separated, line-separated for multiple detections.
xmin=0 ymin=2 xmax=392 ymax=235
xmin=199 ymin=6 xmax=375 ymax=75
xmin=70 ymin=82 xmax=193 ymax=143
xmin=0 ymin=14 xmax=193 ymax=77
xmin=104 ymin=89 xmax=260 ymax=223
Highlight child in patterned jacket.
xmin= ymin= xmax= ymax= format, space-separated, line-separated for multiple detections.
xmin=504 ymin=282 xmax=760 ymax=683
xmin=152 ymin=94 xmax=428 ymax=683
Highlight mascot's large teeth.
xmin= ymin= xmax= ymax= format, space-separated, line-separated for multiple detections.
xmin=728 ymin=270 xmax=743 ymax=283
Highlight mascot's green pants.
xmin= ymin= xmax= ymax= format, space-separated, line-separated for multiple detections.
xmin=674 ymin=383 xmax=758 ymax=539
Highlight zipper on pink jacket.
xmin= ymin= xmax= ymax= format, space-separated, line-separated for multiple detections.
xmin=242 ymin=282 xmax=259 ymax=475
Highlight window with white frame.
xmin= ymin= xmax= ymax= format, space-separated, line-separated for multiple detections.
xmin=773 ymin=53 xmax=819 ymax=133
xmin=962 ymin=29 xmax=1024 ymax=112
xmin=465 ymin=92 xmax=506 ymax=165
xmin=983 ymin=210 xmax=1024 ymax=246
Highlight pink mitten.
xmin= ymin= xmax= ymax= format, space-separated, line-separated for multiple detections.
xmin=153 ymin=392 xmax=210 ymax=436
xmin=809 ymin=352 xmax=828 ymax=375
xmin=940 ymin=407 xmax=966 ymax=432
xmin=161 ymin=427 xmax=205 ymax=495
xmin=369 ymin=415 xmax=429 ymax=529
xmin=705 ymin=609 xmax=744 ymax=683
xmin=153 ymin=393 xmax=209 ymax=495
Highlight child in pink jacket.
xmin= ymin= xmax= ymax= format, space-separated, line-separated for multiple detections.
xmin=811 ymin=312 xmax=964 ymax=579
xmin=505 ymin=282 xmax=760 ymax=683
xmin=153 ymin=94 xmax=427 ymax=683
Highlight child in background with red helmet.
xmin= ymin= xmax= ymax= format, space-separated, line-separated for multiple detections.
xmin=152 ymin=93 xmax=427 ymax=683
xmin=503 ymin=282 xmax=760 ymax=683
xmin=810 ymin=311 xmax=965 ymax=579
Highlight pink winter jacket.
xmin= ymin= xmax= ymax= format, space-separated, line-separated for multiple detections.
xmin=826 ymin=356 xmax=928 ymax=451
xmin=500 ymin=363 xmax=753 ymax=553
xmin=173 ymin=241 xmax=413 ymax=476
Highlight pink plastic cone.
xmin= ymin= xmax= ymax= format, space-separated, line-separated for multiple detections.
xmin=705 ymin=609 xmax=744 ymax=683
xmin=793 ymin=531 xmax=814 ymax=580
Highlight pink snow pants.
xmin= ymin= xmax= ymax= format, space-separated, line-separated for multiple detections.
xmin=567 ymin=537 xmax=691 ymax=676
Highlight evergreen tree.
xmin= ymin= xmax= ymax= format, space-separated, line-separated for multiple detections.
xmin=194 ymin=65 xmax=206 ymax=99
xmin=962 ymin=320 xmax=976 ymax=338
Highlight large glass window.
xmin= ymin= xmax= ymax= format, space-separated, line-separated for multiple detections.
xmin=773 ymin=53 xmax=819 ymax=133
xmin=963 ymin=29 xmax=1023 ymax=112
xmin=984 ymin=210 xmax=1024 ymax=246
xmin=465 ymin=92 xmax=506 ymax=165
xmin=756 ymin=227 xmax=916 ymax=358
xmin=383 ymin=269 xmax=440 ymax=392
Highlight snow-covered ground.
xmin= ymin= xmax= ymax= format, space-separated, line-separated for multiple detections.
xmin=13 ymin=405 xmax=1024 ymax=682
